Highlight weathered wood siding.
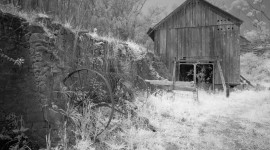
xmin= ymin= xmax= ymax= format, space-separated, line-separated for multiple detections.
xmin=154 ymin=0 xmax=241 ymax=85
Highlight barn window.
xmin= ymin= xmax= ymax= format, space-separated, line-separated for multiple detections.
xmin=196 ymin=64 xmax=213 ymax=89
xmin=179 ymin=64 xmax=194 ymax=82
xmin=178 ymin=63 xmax=214 ymax=89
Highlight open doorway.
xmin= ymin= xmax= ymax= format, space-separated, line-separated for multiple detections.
xmin=196 ymin=64 xmax=213 ymax=89
xmin=178 ymin=64 xmax=194 ymax=81
xmin=178 ymin=63 xmax=214 ymax=90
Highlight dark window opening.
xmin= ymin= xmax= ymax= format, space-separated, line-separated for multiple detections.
xmin=178 ymin=63 xmax=214 ymax=89
xmin=196 ymin=64 xmax=213 ymax=89
xmin=179 ymin=64 xmax=194 ymax=82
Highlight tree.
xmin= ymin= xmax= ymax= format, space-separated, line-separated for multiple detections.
xmin=231 ymin=0 xmax=270 ymax=43
xmin=1 ymin=0 xmax=167 ymax=49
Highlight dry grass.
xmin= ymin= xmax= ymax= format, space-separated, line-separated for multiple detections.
xmin=241 ymin=51 xmax=270 ymax=87
xmin=133 ymin=89 xmax=270 ymax=150
xmin=70 ymin=89 xmax=270 ymax=149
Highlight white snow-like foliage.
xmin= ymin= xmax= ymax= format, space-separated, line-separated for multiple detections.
xmin=146 ymin=89 xmax=270 ymax=124
xmin=126 ymin=40 xmax=147 ymax=59
xmin=241 ymin=51 xmax=270 ymax=87
xmin=86 ymin=33 xmax=147 ymax=60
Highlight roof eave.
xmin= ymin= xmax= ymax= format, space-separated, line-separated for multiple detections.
xmin=150 ymin=0 xmax=243 ymax=31
xmin=147 ymin=28 xmax=155 ymax=41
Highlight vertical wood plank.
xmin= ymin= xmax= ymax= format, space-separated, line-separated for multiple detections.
xmin=176 ymin=11 xmax=179 ymax=28
xmin=228 ymin=25 xmax=233 ymax=84
xmin=210 ymin=26 xmax=215 ymax=58
xmin=178 ymin=29 xmax=182 ymax=59
xmin=183 ymin=29 xmax=187 ymax=57
xmin=172 ymin=29 xmax=178 ymax=61
xmin=193 ymin=28 xmax=200 ymax=57
xmin=196 ymin=1 xmax=200 ymax=26
xmin=201 ymin=2 xmax=205 ymax=26
xmin=166 ymin=29 xmax=171 ymax=70
xmin=185 ymin=28 xmax=189 ymax=58
xmin=157 ymin=30 xmax=160 ymax=55
xmin=235 ymin=25 xmax=240 ymax=84
xmin=166 ymin=29 xmax=178 ymax=74
xmin=189 ymin=27 xmax=192 ymax=58
xmin=199 ymin=27 xmax=203 ymax=57
xmin=231 ymin=25 xmax=237 ymax=83
xmin=187 ymin=3 xmax=191 ymax=27
xmin=160 ymin=29 xmax=167 ymax=65
xmin=225 ymin=25 xmax=230 ymax=83
xmin=202 ymin=27 xmax=206 ymax=57
xmin=205 ymin=27 xmax=210 ymax=57
xmin=191 ymin=1 xmax=195 ymax=27
xmin=205 ymin=4 xmax=209 ymax=26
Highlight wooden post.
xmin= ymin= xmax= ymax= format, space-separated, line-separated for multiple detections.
xmin=226 ymin=85 xmax=230 ymax=97
xmin=193 ymin=63 xmax=197 ymax=84
xmin=172 ymin=58 xmax=177 ymax=90
xmin=217 ymin=60 xmax=228 ymax=97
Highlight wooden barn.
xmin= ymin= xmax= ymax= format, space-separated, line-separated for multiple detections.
xmin=147 ymin=0 xmax=243 ymax=89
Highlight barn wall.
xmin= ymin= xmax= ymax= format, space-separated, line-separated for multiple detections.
xmin=154 ymin=0 xmax=240 ymax=85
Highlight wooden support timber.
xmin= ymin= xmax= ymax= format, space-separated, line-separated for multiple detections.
xmin=145 ymin=80 xmax=198 ymax=101
xmin=172 ymin=58 xmax=177 ymax=90
xmin=240 ymin=75 xmax=254 ymax=87
xmin=145 ymin=59 xmax=199 ymax=101
xmin=217 ymin=60 xmax=229 ymax=97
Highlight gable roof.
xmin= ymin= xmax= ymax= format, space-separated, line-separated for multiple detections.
xmin=147 ymin=0 xmax=243 ymax=40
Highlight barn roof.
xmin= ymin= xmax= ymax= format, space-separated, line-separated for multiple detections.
xmin=147 ymin=0 xmax=243 ymax=40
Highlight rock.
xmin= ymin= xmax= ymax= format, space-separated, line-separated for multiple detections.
xmin=28 ymin=25 xmax=45 ymax=33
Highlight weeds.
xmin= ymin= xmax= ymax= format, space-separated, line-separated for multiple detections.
xmin=0 ymin=114 xmax=33 ymax=150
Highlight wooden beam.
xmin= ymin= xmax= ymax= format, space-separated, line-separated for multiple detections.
xmin=240 ymin=75 xmax=255 ymax=87
xmin=193 ymin=64 xmax=197 ymax=84
xmin=217 ymin=60 xmax=228 ymax=97
xmin=172 ymin=58 xmax=177 ymax=90
xmin=178 ymin=58 xmax=220 ymax=63
xmin=145 ymin=80 xmax=173 ymax=86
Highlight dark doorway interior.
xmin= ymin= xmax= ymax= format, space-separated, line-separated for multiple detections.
xmin=178 ymin=63 xmax=214 ymax=90
xmin=196 ymin=64 xmax=213 ymax=89
xmin=179 ymin=64 xmax=194 ymax=82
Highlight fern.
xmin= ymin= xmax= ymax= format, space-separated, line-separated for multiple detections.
xmin=0 ymin=49 xmax=24 ymax=66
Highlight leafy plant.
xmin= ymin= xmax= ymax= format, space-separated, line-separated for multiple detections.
xmin=0 ymin=49 xmax=25 ymax=67
xmin=0 ymin=114 xmax=32 ymax=150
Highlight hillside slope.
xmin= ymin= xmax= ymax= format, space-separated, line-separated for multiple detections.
xmin=241 ymin=51 xmax=270 ymax=87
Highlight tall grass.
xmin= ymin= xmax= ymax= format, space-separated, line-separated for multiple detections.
xmin=241 ymin=51 xmax=270 ymax=87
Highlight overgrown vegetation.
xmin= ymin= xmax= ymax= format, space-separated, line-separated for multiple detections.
xmin=1 ymin=0 xmax=270 ymax=150
xmin=0 ymin=0 xmax=166 ymax=50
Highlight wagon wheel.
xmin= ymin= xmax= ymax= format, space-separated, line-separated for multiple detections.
xmin=63 ymin=69 xmax=115 ymax=138
xmin=103 ymin=73 xmax=150 ymax=115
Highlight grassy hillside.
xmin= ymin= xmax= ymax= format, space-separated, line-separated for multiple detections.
xmin=241 ymin=51 xmax=270 ymax=87
xmin=1 ymin=4 xmax=270 ymax=150
xmin=136 ymin=89 xmax=270 ymax=150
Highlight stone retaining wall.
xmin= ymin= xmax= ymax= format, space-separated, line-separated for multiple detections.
xmin=0 ymin=11 xmax=169 ymax=147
